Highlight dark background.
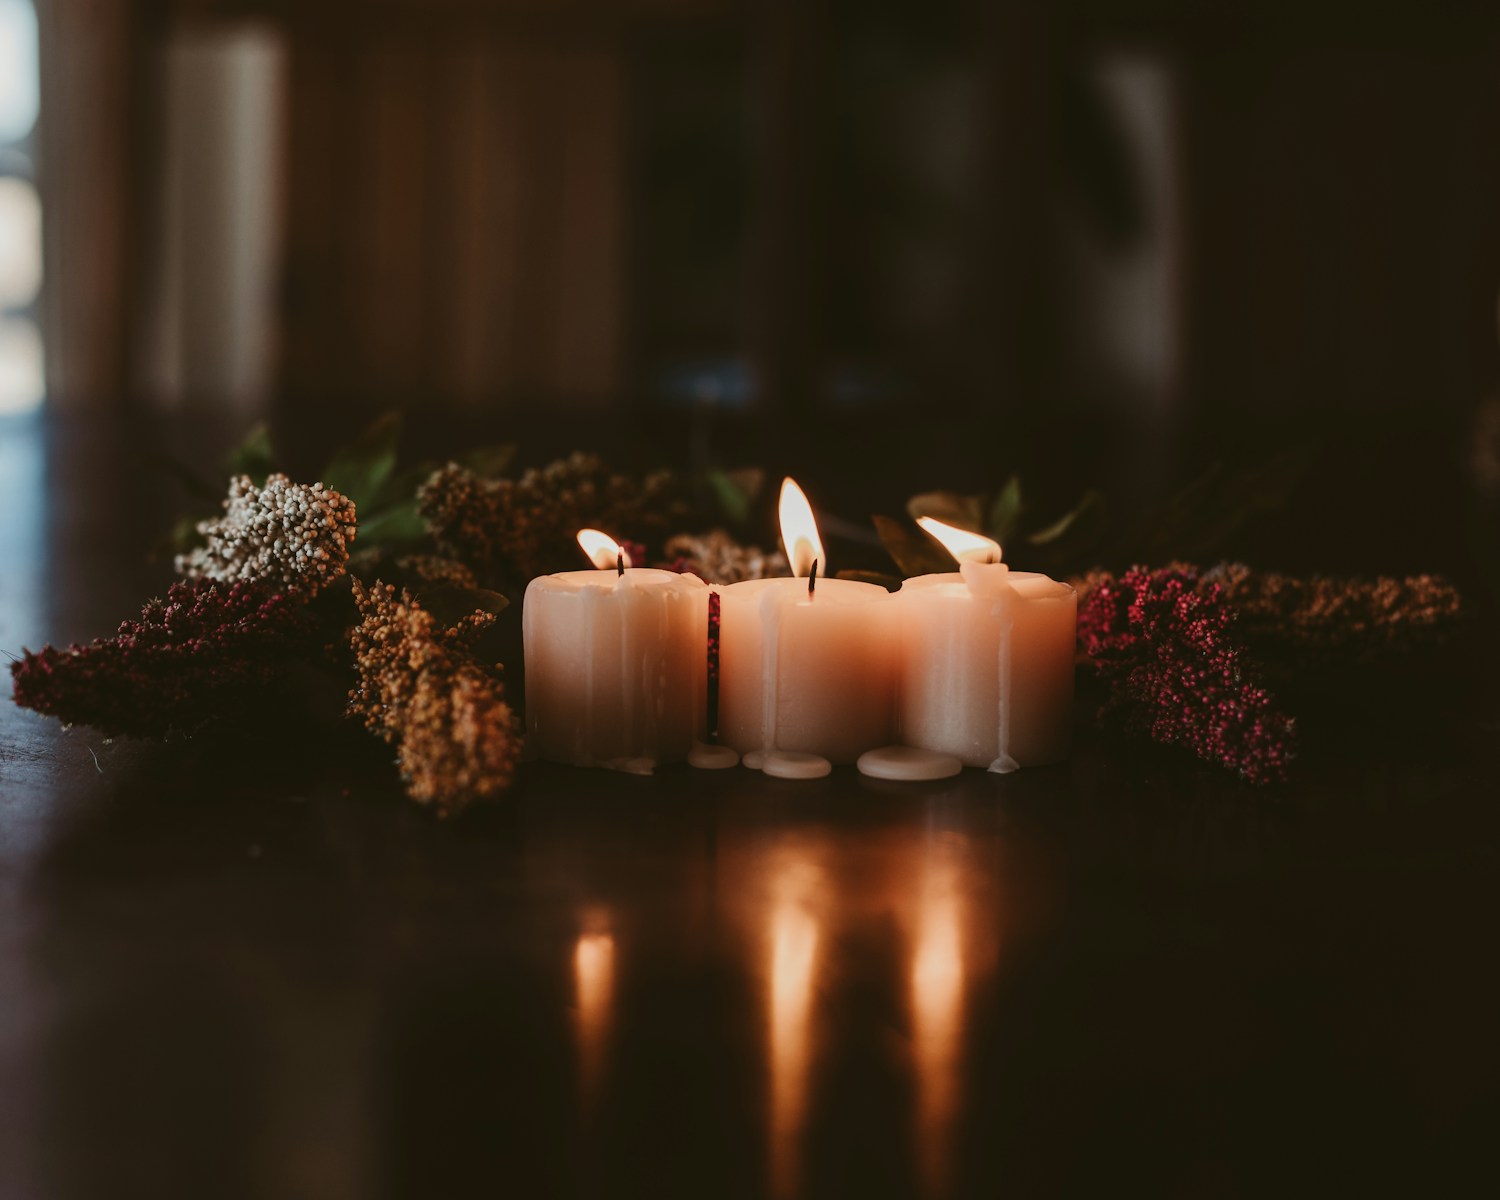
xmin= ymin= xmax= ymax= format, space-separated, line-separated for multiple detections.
xmin=16 ymin=0 xmax=1500 ymax=590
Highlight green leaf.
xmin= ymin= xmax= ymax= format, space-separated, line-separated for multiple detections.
xmin=987 ymin=475 xmax=1024 ymax=542
xmin=140 ymin=451 xmax=224 ymax=504
xmin=873 ymin=514 xmax=957 ymax=578
xmin=1027 ymin=489 xmax=1105 ymax=545
xmin=835 ymin=568 xmax=903 ymax=592
xmin=322 ymin=411 xmax=402 ymax=511
xmin=356 ymin=497 xmax=427 ymax=546
xmin=1224 ymin=443 xmax=1317 ymax=515
xmin=1160 ymin=463 xmax=1223 ymax=530
xmin=457 ymin=443 xmax=517 ymax=480
xmin=907 ymin=490 xmax=984 ymax=531
xmin=707 ymin=467 xmax=764 ymax=524
xmin=227 ymin=423 xmax=275 ymax=484
xmin=150 ymin=513 xmax=208 ymax=561
xmin=369 ymin=458 xmax=440 ymax=511
xmin=419 ymin=584 xmax=512 ymax=626
xmin=1099 ymin=444 xmax=1316 ymax=565
xmin=1116 ymin=463 xmax=1223 ymax=560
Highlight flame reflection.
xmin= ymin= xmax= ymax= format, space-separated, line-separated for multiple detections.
xmin=912 ymin=876 xmax=960 ymax=1194
xmin=574 ymin=931 xmax=615 ymax=1114
xmin=767 ymin=857 xmax=820 ymax=1199
xmin=911 ymin=854 xmax=966 ymax=1197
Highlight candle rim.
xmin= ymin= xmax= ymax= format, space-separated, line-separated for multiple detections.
xmin=717 ymin=575 xmax=891 ymax=604
xmin=528 ymin=568 xmax=708 ymax=592
xmin=896 ymin=570 xmax=1074 ymax=601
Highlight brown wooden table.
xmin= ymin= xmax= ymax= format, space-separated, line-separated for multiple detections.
xmin=2 ymin=414 xmax=1497 ymax=1199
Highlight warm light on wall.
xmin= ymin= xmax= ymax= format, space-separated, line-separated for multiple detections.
xmin=0 ymin=0 xmax=38 ymax=144
xmin=0 ymin=316 xmax=40 ymax=415
xmin=0 ymin=0 xmax=41 ymax=416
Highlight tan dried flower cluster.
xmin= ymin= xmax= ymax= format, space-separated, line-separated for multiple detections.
xmin=347 ymin=579 xmax=521 ymax=817
xmin=178 ymin=474 xmax=357 ymax=594
xmin=394 ymin=554 xmax=479 ymax=588
xmin=1072 ymin=562 xmax=1463 ymax=663
xmin=663 ymin=529 xmax=789 ymax=583
xmin=417 ymin=453 xmax=685 ymax=583
xmin=1200 ymin=562 xmax=1462 ymax=660
xmin=342 ymin=550 xmax=477 ymax=591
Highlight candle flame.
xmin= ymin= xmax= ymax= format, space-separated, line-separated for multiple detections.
xmin=577 ymin=528 xmax=631 ymax=570
xmin=916 ymin=517 xmax=1002 ymax=565
xmin=778 ymin=478 xmax=825 ymax=579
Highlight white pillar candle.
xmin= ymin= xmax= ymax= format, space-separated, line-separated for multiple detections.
xmin=893 ymin=518 xmax=1076 ymax=772
xmin=717 ymin=479 xmax=897 ymax=767
xmin=524 ymin=530 xmax=709 ymax=769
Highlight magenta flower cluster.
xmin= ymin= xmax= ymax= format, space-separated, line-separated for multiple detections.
xmin=1077 ymin=566 xmax=1296 ymax=785
xmin=10 ymin=579 xmax=320 ymax=739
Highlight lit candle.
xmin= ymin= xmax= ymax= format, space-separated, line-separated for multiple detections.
xmin=892 ymin=517 xmax=1075 ymax=772
xmin=523 ymin=528 xmax=709 ymax=770
xmin=717 ymin=479 xmax=897 ymax=776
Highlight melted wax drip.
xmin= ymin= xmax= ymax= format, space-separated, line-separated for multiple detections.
xmin=762 ymin=751 xmax=831 ymax=780
xmin=856 ymin=745 xmax=963 ymax=782
xmin=688 ymin=742 xmax=739 ymax=769
xmin=603 ymin=756 xmax=656 ymax=776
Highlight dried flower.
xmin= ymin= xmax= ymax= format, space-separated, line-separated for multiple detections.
xmin=417 ymin=453 xmax=685 ymax=584
xmin=1073 ymin=563 xmax=1463 ymax=665
xmin=178 ymin=473 xmax=357 ymax=594
xmin=1077 ymin=565 xmax=1296 ymax=785
xmin=394 ymin=554 xmax=479 ymax=589
xmin=662 ymin=529 xmax=789 ymax=584
xmin=1199 ymin=563 xmax=1462 ymax=661
xmin=705 ymin=588 xmax=722 ymax=735
xmin=10 ymin=580 xmax=321 ymax=738
xmin=347 ymin=579 xmax=520 ymax=816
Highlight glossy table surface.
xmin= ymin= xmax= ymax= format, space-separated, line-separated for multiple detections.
xmin=2 ymin=415 xmax=1498 ymax=1199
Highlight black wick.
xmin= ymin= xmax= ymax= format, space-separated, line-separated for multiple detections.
xmin=808 ymin=558 xmax=818 ymax=598
xmin=617 ymin=551 xmax=626 ymax=577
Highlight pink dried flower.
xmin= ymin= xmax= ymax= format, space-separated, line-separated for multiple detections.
xmin=10 ymin=579 xmax=321 ymax=738
xmin=1078 ymin=565 xmax=1296 ymax=785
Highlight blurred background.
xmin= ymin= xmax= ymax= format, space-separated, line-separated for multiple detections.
xmin=4 ymin=0 xmax=1500 ymax=584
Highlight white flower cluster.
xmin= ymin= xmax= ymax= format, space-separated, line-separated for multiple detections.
xmin=178 ymin=473 xmax=358 ymax=593
xmin=664 ymin=529 xmax=788 ymax=584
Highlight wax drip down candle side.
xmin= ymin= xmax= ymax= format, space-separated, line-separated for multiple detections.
xmin=523 ymin=527 xmax=709 ymax=771
xmin=885 ymin=517 xmax=1076 ymax=774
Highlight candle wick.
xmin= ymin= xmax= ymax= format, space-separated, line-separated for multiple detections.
xmin=808 ymin=558 xmax=818 ymax=598
xmin=617 ymin=551 xmax=626 ymax=577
